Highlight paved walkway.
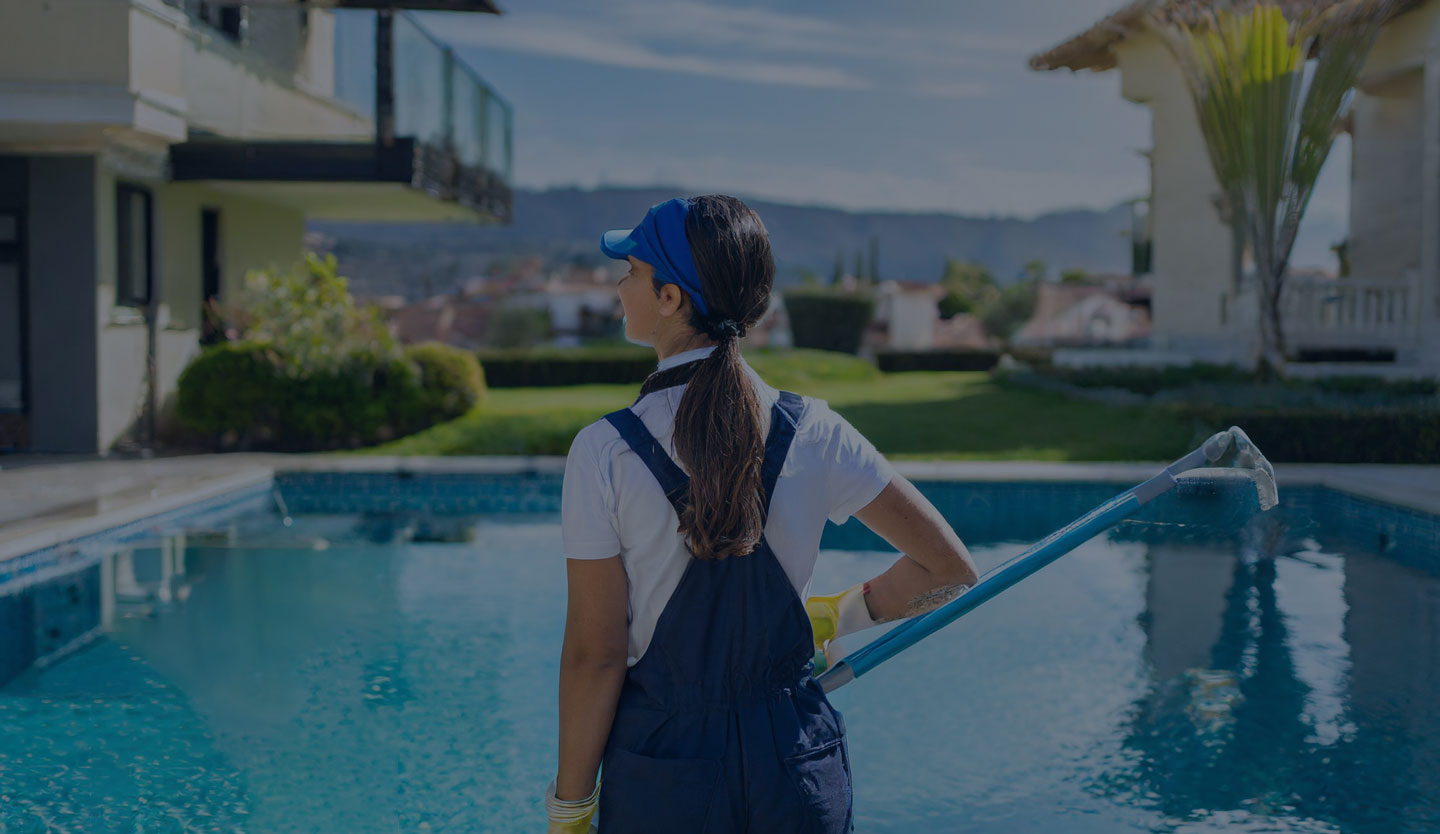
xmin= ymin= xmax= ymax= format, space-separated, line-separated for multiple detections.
xmin=2 ymin=454 xmax=1436 ymax=561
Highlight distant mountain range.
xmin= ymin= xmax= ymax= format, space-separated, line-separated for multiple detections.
xmin=312 ymin=186 xmax=1140 ymax=299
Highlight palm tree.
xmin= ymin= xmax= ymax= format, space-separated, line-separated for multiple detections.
xmin=1147 ymin=0 xmax=1396 ymax=372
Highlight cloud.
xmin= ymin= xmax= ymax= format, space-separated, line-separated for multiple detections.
xmin=909 ymin=81 xmax=991 ymax=100
xmin=435 ymin=11 xmax=874 ymax=91
xmin=427 ymin=1 xmax=999 ymax=98
xmin=611 ymin=0 xmax=1032 ymax=62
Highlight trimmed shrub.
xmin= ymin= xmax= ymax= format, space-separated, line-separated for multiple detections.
xmin=1005 ymin=345 xmax=1054 ymax=368
xmin=782 ymin=289 xmax=875 ymax=355
xmin=746 ymin=348 xmax=881 ymax=388
xmin=876 ymin=349 xmax=999 ymax=373
xmin=1180 ymin=406 xmax=1440 ymax=463
xmin=405 ymin=342 xmax=487 ymax=423
xmin=490 ymin=303 xmax=552 ymax=349
xmin=1039 ymin=363 xmax=1252 ymax=395
xmin=276 ymin=351 xmax=421 ymax=449
xmin=476 ymin=346 xmax=656 ymax=387
xmin=176 ymin=341 xmax=487 ymax=451
xmin=174 ymin=341 xmax=287 ymax=446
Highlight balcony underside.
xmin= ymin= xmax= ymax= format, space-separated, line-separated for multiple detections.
xmin=170 ymin=138 xmax=511 ymax=223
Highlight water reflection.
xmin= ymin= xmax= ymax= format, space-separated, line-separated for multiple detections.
xmin=1099 ymin=510 xmax=1440 ymax=832
xmin=2 ymin=511 xmax=554 ymax=832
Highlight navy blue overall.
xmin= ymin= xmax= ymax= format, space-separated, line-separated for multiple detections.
xmin=596 ymin=390 xmax=854 ymax=834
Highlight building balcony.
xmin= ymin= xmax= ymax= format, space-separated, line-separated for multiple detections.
xmin=1220 ymin=271 xmax=1424 ymax=365
xmin=0 ymin=0 xmax=510 ymax=223
xmin=1282 ymin=272 xmax=1421 ymax=361
xmin=170 ymin=8 xmax=512 ymax=223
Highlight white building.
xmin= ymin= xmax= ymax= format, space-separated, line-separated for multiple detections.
xmin=1032 ymin=0 xmax=1439 ymax=377
xmin=872 ymin=280 xmax=946 ymax=350
xmin=0 ymin=0 xmax=513 ymax=453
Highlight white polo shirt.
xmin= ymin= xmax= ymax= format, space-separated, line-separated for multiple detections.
xmin=561 ymin=345 xmax=897 ymax=666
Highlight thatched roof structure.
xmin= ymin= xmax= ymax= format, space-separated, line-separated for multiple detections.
xmin=1029 ymin=0 xmax=1421 ymax=72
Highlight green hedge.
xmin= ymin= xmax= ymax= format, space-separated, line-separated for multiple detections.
xmin=876 ymin=349 xmax=999 ymax=373
xmin=782 ymin=289 xmax=875 ymax=355
xmin=1005 ymin=346 xmax=1054 ymax=368
xmin=1037 ymin=363 xmax=1254 ymax=395
xmin=175 ymin=341 xmax=485 ymax=451
xmin=406 ymin=342 xmax=487 ymax=423
xmin=1181 ymin=406 xmax=1440 ymax=463
xmin=1035 ymin=363 xmax=1439 ymax=399
xmin=174 ymin=341 xmax=287 ymax=443
xmin=475 ymin=346 xmax=656 ymax=387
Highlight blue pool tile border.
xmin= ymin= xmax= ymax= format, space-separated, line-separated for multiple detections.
xmin=274 ymin=470 xmax=563 ymax=516
xmin=3 ymin=469 xmax=1435 ymax=689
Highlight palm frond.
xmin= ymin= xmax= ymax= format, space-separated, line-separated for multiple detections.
xmin=1145 ymin=0 xmax=1396 ymax=365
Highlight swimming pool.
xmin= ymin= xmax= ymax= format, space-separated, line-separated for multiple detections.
xmin=1 ymin=475 xmax=1437 ymax=833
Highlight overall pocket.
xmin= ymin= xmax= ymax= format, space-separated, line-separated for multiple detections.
xmin=781 ymin=735 xmax=854 ymax=834
xmin=598 ymin=746 xmax=723 ymax=834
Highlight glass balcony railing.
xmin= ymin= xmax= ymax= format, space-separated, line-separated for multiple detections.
xmin=332 ymin=9 xmax=513 ymax=218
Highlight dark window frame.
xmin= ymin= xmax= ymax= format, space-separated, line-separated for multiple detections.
xmin=201 ymin=207 xmax=223 ymax=345
xmin=0 ymin=210 xmax=27 ymax=416
xmin=115 ymin=183 xmax=154 ymax=309
xmin=197 ymin=1 xmax=244 ymax=42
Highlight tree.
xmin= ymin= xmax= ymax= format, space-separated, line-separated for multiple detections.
xmin=832 ymin=251 xmax=845 ymax=286
xmin=221 ymin=252 xmax=397 ymax=374
xmin=937 ymin=291 xmax=974 ymax=320
xmin=980 ymin=280 xmax=1039 ymax=344
xmin=940 ymin=258 xmax=998 ymax=306
xmin=854 ymin=250 xmax=865 ymax=285
xmin=868 ymin=235 xmax=880 ymax=284
xmin=1019 ymin=259 xmax=1047 ymax=284
xmin=1330 ymin=239 xmax=1351 ymax=278
xmin=1149 ymin=0 xmax=1395 ymax=371
xmin=1060 ymin=268 xmax=1091 ymax=284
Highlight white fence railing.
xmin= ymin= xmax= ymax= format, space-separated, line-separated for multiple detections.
xmin=1282 ymin=272 xmax=1418 ymax=350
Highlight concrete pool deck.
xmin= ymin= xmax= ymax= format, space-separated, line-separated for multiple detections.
xmin=2 ymin=453 xmax=1437 ymax=562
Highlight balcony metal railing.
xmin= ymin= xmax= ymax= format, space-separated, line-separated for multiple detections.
xmin=333 ymin=8 xmax=512 ymax=220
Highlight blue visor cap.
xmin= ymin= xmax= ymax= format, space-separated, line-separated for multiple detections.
xmin=600 ymin=197 xmax=710 ymax=317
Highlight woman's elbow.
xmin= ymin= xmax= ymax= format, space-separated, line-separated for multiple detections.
xmin=936 ymin=546 xmax=979 ymax=589
xmin=562 ymin=642 xmax=628 ymax=673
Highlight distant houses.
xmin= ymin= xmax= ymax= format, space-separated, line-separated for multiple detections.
xmin=866 ymin=280 xmax=992 ymax=352
xmin=1012 ymin=277 xmax=1152 ymax=350
xmin=1031 ymin=0 xmax=1440 ymax=377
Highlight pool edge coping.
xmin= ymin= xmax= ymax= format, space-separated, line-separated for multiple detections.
xmin=2 ymin=458 xmax=1436 ymax=566
xmin=0 ymin=468 xmax=275 ymax=564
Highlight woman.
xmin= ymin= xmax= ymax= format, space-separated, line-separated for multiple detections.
xmin=546 ymin=195 xmax=978 ymax=833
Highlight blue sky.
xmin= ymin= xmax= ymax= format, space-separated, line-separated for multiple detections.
xmin=420 ymin=0 xmax=1347 ymax=265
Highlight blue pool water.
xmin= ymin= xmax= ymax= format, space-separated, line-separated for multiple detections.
xmin=1 ymin=479 xmax=1437 ymax=833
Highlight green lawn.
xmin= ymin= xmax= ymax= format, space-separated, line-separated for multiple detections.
xmin=367 ymin=369 xmax=1199 ymax=462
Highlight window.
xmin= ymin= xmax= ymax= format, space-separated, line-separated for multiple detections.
xmin=116 ymin=184 xmax=153 ymax=308
xmin=197 ymin=1 xmax=243 ymax=42
xmin=201 ymin=208 xmax=224 ymax=345
xmin=0 ymin=212 xmax=23 ymax=413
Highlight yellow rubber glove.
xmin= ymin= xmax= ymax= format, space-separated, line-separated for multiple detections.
xmin=546 ymin=777 xmax=599 ymax=834
xmin=804 ymin=582 xmax=879 ymax=673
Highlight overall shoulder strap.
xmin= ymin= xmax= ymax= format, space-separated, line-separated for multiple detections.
xmin=602 ymin=407 xmax=690 ymax=516
xmin=759 ymin=391 xmax=804 ymax=522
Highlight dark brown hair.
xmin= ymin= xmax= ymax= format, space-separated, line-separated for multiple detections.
xmin=650 ymin=195 xmax=774 ymax=560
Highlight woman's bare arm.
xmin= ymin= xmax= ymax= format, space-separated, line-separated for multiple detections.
xmin=851 ymin=476 xmax=979 ymax=623
xmin=555 ymin=555 xmax=629 ymax=801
